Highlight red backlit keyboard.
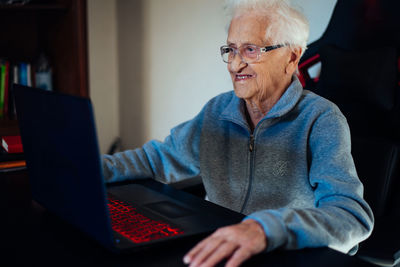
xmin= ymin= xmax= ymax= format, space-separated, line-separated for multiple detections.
xmin=107 ymin=194 xmax=184 ymax=243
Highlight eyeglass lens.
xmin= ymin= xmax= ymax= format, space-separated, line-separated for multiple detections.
xmin=221 ymin=45 xmax=259 ymax=63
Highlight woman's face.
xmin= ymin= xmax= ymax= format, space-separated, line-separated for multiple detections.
xmin=227 ymin=14 xmax=291 ymax=103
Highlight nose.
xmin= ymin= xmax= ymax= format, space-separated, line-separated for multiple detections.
xmin=228 ymin=53 xmax=247 ymax=73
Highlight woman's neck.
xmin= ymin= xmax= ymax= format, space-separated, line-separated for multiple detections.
xmin=244 ymin=78 xmax=292 ymax=131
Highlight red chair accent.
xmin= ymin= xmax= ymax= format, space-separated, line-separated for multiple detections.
xmin=297 ymin=54 xmax=320 ymax=87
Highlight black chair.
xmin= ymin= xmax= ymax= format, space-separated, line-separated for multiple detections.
xmin=298 ymin=0 xmax=400 ymax=266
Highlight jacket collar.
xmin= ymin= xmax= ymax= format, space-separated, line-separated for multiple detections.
xmin=219 ymin=76 xmax=303 ymax=128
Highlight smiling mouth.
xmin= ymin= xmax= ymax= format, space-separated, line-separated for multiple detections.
xmin=235 ymin=74 xmax=255 ymax=81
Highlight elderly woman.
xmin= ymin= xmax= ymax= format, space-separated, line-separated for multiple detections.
xmin=103 ymin=0 xmax=374 ymax=266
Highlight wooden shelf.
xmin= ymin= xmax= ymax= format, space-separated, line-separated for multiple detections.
xmin=0 ymin=0 xmax=88 ymax=137
xmin=0 ymin=3 xmax=67 ymax=12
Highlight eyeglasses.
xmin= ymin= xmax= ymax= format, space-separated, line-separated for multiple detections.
xmin=220 ymin=44 xmax=287 ymax=64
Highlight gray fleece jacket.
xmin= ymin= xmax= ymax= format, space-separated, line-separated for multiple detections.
xmin=102 ymin=77 xmax=374 ymax=253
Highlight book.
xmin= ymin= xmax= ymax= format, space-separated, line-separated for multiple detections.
xmin=19 ymin=62 xmax=28 ymax=86
xmin=0 ymin=160 xmax=26 ymax=173
xmin=0 ymin=60 xmax=38 ymax=119
xmin=3 ymin=61 xmax=10 ymax=118
xmin=27 ymin=63 xmax=32 ymax=87
xmin=8 ymin=64 xmax=19 ymax=119
xmin=1 ymin=135 xmax=23 ymax=154
xmin=0 ymin=61 xmax=5 ymax=118
xmin=0 ymin=160 xmax=26 ymax=170
xmin=13 ymin=64 xmax=19 ymax=84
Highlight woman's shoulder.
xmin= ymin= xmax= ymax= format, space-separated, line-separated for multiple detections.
xmin=209 ymin=90 xmax=235 ymax=103
xmin=202 ymin=90 xmax=236 ymax=111
xmin=300 ymin=90 xmax=344 ymax=117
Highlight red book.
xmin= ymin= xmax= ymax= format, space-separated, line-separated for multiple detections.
xmin=1 ymin=135 xmax=23 ymax=154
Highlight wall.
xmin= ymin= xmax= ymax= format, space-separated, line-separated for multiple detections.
xmin=292 ymin=0 xmax=337 ymax=43
xmin=88 ymin=0 xmax=337 ymax=152
xmin=116 ymin=0 xmax=146 ymax=150
xmin=141 ymin=0 xmax=232 ymax=144
xmin=87 ymin=0 xmax=119 ymax=154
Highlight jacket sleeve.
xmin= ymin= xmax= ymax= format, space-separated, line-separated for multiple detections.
xmin=102 ymin=114 xmax=202 ymax=184
xmin=246 ymin=109 xmax=374 ymax=254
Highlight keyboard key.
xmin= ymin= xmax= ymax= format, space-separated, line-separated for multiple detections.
xmin=107 ymin=194 xmax=184 ymax=243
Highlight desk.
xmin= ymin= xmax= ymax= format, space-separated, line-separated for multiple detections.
xmin=0 ymin=171 xmax=375 ymax=267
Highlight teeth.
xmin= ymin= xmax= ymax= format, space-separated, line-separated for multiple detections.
xmin=237 ymin=75 xmax=251 ymax=79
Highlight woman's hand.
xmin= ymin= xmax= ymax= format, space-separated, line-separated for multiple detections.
xmin=183 ymin=219 xmax=267 ymax=267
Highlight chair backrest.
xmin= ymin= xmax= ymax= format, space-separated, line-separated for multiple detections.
xmin=298 ymin=0 xmax=400 ymax=219
xmin=352 ymin=138 xmax=400 ymax=218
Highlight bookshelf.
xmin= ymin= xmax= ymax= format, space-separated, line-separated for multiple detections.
xmin=0 ymin=0 xmax=88 ymax=136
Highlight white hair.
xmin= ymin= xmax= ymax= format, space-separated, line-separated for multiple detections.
xmin=225 ymin=0 xmax=309 ymax=56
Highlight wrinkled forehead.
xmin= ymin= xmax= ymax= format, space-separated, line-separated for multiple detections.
xmin=227 ymin=13 xmax=271 ymax=47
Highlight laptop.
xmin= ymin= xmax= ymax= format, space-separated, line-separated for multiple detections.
xmin=13 ymin=84 xmax=244 ymax=252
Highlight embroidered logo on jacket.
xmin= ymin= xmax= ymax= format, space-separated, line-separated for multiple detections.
xmin=272 ymin=161 xmax=288 ymax=177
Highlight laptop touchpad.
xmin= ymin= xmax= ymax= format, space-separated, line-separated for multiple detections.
xmin=145 ymin=201 xmax=194 ymax=218
xmin=108 ymin=184 xmax=171 ymax=204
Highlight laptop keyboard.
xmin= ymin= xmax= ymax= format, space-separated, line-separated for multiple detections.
xmin=107 ymin=194 xmax=184 ymax=243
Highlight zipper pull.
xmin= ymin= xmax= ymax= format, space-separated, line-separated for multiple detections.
xmin=249 ymin=134 xmax=255 ymax=152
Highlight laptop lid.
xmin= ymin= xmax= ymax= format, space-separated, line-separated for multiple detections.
xmin=13 ymin=85 xmax=115 ymax=249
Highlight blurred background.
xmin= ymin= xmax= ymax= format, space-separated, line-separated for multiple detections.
xmin=87 ymin=0 xmax=337 ymax=154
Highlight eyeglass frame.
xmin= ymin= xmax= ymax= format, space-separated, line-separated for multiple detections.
xmin=220 ymin=43 xmax=287 ymax=64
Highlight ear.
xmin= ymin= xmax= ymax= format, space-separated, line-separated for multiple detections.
xmin=285 ymin=47 xmax=302 ymax=75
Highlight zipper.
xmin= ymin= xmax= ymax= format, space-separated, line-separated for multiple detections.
xmin=240 ymin=134 xmax=255 ymax=213
xmin=249 ymin=134 xmax=255 ymax=152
